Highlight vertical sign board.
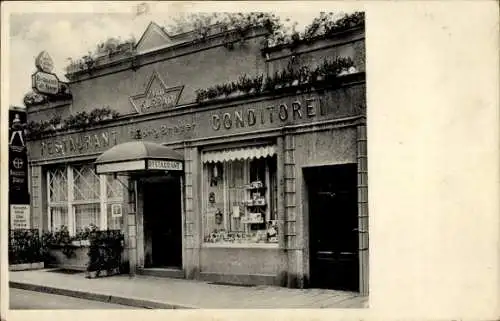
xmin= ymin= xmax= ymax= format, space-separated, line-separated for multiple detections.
xmin=9 ymin=108 xmax=30 ymax=229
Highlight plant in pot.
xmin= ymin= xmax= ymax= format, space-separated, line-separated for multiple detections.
xmin=86 ymin=229 xmax=124 ymax=278
xmin=8 ymin=229 xmax=44 ymax=268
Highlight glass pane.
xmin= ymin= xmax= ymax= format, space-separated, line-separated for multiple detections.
xmin=49 ymin=167 xmax=67 ymax=202
xmin=73 ymin=165 xmax=100 ymax=201
xmin=203 ymin=156 xmax=278 ymax=245
xmin=50 ymin=206 xmax=68 ymax=231
xmin=74 ymin=203 xmax=100 ymax=233
xmin=107 ymin=203 xmax=123 ymax=230
xmin=106 ymin=175 xmax=124 ymax=199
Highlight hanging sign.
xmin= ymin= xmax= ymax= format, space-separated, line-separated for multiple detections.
xmin=32 ymin=71 xmax=59 ymax=95
xmin=35 ymin=51 xmax=55 ymax=73
xmin=10 ymin=204 xmax=30 ymax=229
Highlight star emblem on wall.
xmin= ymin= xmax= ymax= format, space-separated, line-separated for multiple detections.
xmin=129 ymin=71 xmax=183 ymax=114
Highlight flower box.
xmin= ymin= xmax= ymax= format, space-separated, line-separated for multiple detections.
xmin=46 ymin=245 xmax=90 ymax=270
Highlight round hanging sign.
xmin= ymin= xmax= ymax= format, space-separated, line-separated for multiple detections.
xmin=35 ymin=51 xmax=54 ymax=73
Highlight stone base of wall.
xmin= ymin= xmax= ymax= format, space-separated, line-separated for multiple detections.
xmin=199 ymin=271 xmax=277 ymax=286
xmin=9 ymin=262 xmax=45 ymax=271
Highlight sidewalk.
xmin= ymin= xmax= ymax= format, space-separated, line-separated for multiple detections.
xmin=10 ymin=269 xmax=368 ymax=309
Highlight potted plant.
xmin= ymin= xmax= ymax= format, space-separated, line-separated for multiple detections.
xmin=86 ymin=230 xmax=124 ymax=278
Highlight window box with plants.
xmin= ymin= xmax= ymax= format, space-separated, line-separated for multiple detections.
xmin=41 ymin=225 xmax=97 ymax=270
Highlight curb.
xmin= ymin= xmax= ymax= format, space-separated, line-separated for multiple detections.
xmin=10 ymin=281 xmax=197 ymax=309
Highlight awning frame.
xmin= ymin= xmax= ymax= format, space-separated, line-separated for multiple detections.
xmin=201 ymin=145 xmax=276 ymax=164
xmin=94 ymin=141 xmax=184 ymax=175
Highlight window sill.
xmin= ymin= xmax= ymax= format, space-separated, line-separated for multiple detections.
xmin=202 ymin=242 xmax=279 ymax=249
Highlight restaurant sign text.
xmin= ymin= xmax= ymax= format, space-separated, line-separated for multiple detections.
xmin=41 ymin=130 xmax=118 ymax=156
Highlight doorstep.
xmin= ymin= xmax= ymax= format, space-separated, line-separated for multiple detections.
xmin=9 ymin=269 xmax=368 ymax=309
xmin=137 ymin=267 xmax=184 ymax=279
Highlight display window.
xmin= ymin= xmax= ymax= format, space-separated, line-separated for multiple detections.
xmin=46 ymin=164 xmax=124 ymax=234
xmin=202 ymin=146 xmax=278 ymax=245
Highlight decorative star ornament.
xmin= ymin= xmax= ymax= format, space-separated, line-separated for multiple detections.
xmin=129 ymin=71 xmax=183 ymax=114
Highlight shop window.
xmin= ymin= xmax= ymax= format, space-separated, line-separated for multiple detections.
xmin=46 ymin=164 xmax=125 ymax=235
xmin=202 ymin=147 xmax=278 ymax=245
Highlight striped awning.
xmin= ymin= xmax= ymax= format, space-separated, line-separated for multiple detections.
xmin=202 ymin=145 xmax=276 ymax=163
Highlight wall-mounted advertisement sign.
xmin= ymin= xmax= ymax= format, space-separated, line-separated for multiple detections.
xmin=111 ymin=204 xmax=122 ymax=218
xmin=9 ymin=109 xmax=29 ymax=205
xmin=10 ymin=205 xmax=30 ymax=229
xmin=32 ymin=71 xmax=59 ymax=95
xmin=35 ymin=51 xmax=55 ymax=73
xmin=9 ymin=108 xmax=30 ymax=229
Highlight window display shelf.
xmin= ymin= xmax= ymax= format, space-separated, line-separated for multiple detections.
xmin=245 ymin=186 xmax=266 ymax=190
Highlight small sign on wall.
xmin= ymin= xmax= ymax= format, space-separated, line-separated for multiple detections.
xmin=111 ymin=204 xmax=122 ymax=218
xmin=10 ymin=204 xmax=30 ymax=229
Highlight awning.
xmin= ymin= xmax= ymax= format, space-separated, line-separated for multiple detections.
xmin=202 ymin=145 xmax=276 ymax=163
xmin=94 ymin=141 xmax=184 ymax=175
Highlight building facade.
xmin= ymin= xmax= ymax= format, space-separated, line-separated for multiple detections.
xmin=26 ymin=20 xmax=368 ymax=294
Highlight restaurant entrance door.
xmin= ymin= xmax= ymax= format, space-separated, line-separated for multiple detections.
xmin=143 ymin=176 xmax=182 ymax=268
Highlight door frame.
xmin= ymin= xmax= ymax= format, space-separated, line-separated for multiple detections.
xmin=137 ymin=172 xmax=185 ymax=270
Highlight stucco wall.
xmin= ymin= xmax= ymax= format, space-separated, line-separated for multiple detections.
xmin=200 ymin=247 xmax=285 ymax=276
xmin=294 ymin=127 xmax=357 ymax=167
xmin=26 ymin=28 xmax=365 ymax=125
xmin=269 ymin=38 xmax=365 ymax=77
xmin=67 ymin=36 xmax=266 ymax=116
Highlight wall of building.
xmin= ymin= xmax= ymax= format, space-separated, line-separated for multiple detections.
xmin=294 ymin=127 xmax=358 ymax=285
xmin=26 ymin=101 xmax=72 ymax=124
xmin=199 ymin=247 xmax=286 ymax=285
xmin=67 ymin=36 xmax=267 ymax=116
xmin=267 ymin=28 xmax=365 ymax=76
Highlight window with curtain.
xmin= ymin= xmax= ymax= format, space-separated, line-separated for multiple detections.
xmin=46 ymin=164 xmax=125 ymax=234
xmin=48 ymin=167 xmax=68 ymax=231
xmin=73 ymin=165 xmax=101 ymax=232
xmin=202 ymin=148 xmax=278 ymax=245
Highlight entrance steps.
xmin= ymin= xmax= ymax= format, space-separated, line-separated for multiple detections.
xmin=137 ymin=267 xmax=184 ymax=279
